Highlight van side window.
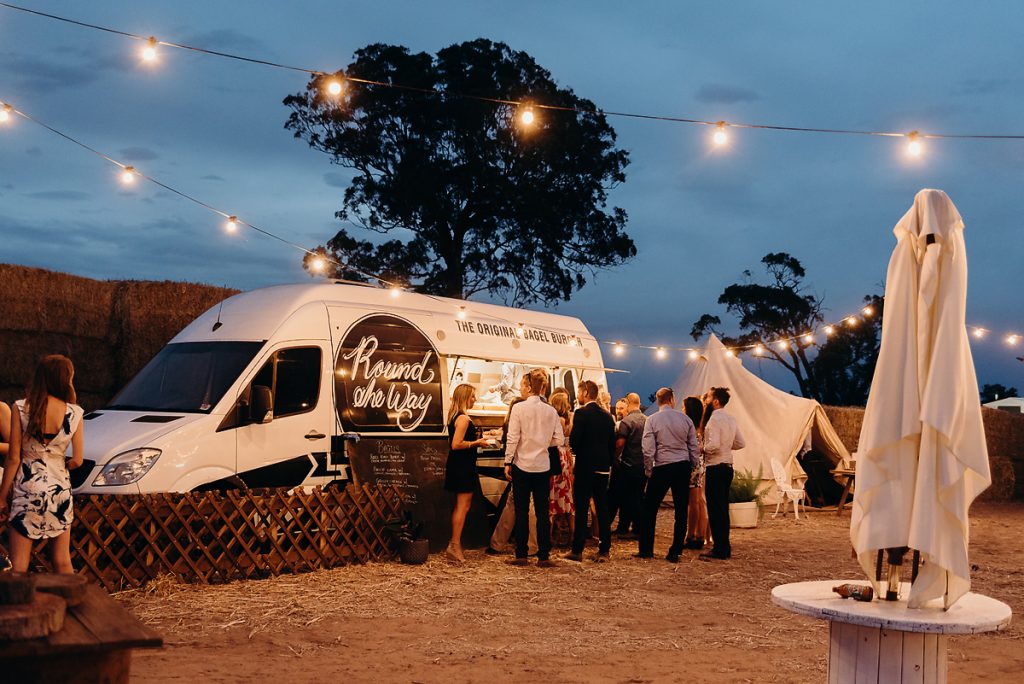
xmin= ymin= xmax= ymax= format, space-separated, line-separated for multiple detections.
xmin=251 ymin=347 xmax=321 ymax=419
xmin=563 ymin=370 xmax=576 ymax=405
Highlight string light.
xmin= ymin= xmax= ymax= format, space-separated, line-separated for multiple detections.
xmin=845 ymin=316 xmax=858 ymax=327
xmin=0 ymin=103 xmax=11 ymax=123
xmin=326 ymin=78 xmax=343 ymax=97
xmin=688 ymin=350 xmax=698 ymax=360
xmin=519 ymin=106 xmax=535 ymax=126
xmin=712 ymin=121 xmax=728 ymax=146
xmin=225 ymin=215 xmax=239 ymax=233
xmin=310 ymin=256 xmax=326 ymax=272
xmin=515 ymin=323 xmax=525 ymax=337
xmin=457 ymin=305 xmax=467 ymax=320
xmin=753 ymin=344 xmax=765 ymax=356
xmin=1007 ymin=335 xmax=1020 ymax=346
xmin=568 ymin=338 xmax=578 ymax=347
xmin=119 ymin=165 xmax=136 ymax=184
xmin=141 ymin=36 xmax=158 ymax=62
xmin=725 ymin=349 xmax=735 ymax=357
xmin=824 ymin=325 xmax=835 ymax=336
xmin=906 ymin=131 xmax=923 ymax=157
xmin=862 ymin=305 xmax=874 ymax=317
xmin=802 ymin=333 xmax=814 ymax=345
xmin=655 ymin=347 xmax=667 ymax=360
xmin=389 ymin=286 xmax=401 ymax=299
xmin=613 ymin=343 xmax=625 ymax=356
xmin=972 ymin=328 xmax=986 ymax=339
xmin=777 ymin=340 xmax=789 ymax=351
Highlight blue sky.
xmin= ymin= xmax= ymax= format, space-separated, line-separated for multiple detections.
xmin=1 ymin=1 xmax=1022 ymax=399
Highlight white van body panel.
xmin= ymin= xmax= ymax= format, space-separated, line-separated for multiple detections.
xmin=80 ymin=282 xmax=609 ymax=493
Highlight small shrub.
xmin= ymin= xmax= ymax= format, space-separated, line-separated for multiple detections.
xmin=728 ymin=465 xmax=769 ymax=505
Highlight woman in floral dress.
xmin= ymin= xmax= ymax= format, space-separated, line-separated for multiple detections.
xmin=0 ymin=355 xmax=84 ymax=573
xmin=548 ymin=392 xmax=575 ymax=546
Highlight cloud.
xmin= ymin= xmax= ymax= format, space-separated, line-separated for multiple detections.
xmin=324 ymin=172 xmax=348 ymax=188
xmin=25 ymin=147 xmax=43 ymax=157
xmin=119 ymin=147 xmax=160 ymax=161
xmin=695 ymin=83 xmax=761 ymax=104
xmin=23 ymin=190 xmax=92 ymax=201
xmin=0 ymin=49 xmax=125 ymax=94
xmin=201 ymin=174 xmax=226 ymax=182
xmin=955 ymin=78 xmax=1012 ymax=96
xmin=179 ymin=29 xmax=275 ymax=56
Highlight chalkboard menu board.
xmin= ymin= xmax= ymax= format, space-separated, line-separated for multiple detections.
xmin=349 ymin=437 xmax=489 ymax=551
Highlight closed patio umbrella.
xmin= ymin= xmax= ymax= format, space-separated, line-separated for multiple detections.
xmin=850 ymin=189 xmax=990 ymax=609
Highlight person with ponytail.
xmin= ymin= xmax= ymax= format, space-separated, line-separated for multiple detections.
xmin=0 ymin=355 xmax=84 ymax=573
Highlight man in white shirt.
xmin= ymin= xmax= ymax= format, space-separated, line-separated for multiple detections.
xmin=504 ymin=368 xmax=563 ymax=567
xmin=701 ymin=386 xmax=746 ymax=561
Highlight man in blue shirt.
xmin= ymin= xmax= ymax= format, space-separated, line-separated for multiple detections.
xmin=637 ymin=387 xmax=700 ymax=562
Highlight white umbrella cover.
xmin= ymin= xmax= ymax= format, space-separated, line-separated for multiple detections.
xmin=850 ymin=189 xmax=990 ymax=609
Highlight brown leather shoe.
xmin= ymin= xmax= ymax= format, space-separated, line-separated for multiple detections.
xmin=537 ymin=559 xmax=559 ymax=568
xmin=507 ymin=557 xmax=530 ymax=566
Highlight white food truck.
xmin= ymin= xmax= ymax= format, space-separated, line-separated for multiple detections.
xmin=75 ymin=282 xmax=611 ymax=544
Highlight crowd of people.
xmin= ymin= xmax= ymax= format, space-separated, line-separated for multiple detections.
xmin=443 ymin=368 xmax=746 ymax=565
xmin=0 ymin=355 xmax=85 ymax=574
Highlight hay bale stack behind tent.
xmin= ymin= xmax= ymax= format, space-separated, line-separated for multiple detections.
xmin=667 ymin=335 xmax=850 ymax=500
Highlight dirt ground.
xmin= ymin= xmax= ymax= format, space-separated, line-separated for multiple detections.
xmin=119 ymin=503 xmax=1023 ymax=683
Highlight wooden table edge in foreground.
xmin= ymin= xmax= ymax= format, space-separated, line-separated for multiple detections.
xmin=0 ymin=581 xmax=162 ymax=682
xmin=771 ymin=580 xmax=1012 ymax=684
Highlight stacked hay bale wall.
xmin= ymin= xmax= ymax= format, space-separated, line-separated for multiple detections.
xmin=823 ymin=405 xmax=1023 ymax=502
xmin=0 ymin=264 xmax=237 ymax=411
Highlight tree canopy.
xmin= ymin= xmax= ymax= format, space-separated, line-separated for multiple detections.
xmin=812 ymin=295 xmax=883 ymax=405
xmin=691 ymin=252 xmax=824 ymax=399
xmin=283 ymin=39 xmax=635 ymax=305
xmin=980 ymin=383 xmax=1018 ymax=403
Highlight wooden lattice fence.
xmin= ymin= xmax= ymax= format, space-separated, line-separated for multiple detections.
xmin=0 ymin=484 xmax=405 ymax=592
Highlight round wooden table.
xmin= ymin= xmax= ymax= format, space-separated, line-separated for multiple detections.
xmin=771 ymin=580 xmax=1012 ymax=684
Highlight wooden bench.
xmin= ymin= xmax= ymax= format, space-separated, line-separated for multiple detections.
xmin=0 ymin=582 xmax=162 ymax=683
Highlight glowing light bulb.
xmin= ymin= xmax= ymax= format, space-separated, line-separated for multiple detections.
xmin=225 ymin=216 xmax=239 ymax=233
xmin=845 ymin=316 xmax=858 ymax=327
xmin=655 ymin=347 xmax=667 ymax=360
xmin=687 ymin=350 xmax=698 ymax=360
xmin=516 ymin=323 xmax=525 ymax=337
xmin=1007 ymin=335 xmax=1020 ymax=346
xmin=120 ymin=166 xmax=137 ymax=184
xmin=568 ymin=338 xmax=578 ymax=347
xmin=327 ymin=79 xmax=343 ymax=97
xmin=520 ymin=107 xmax=535 ymax=126
xmin=777 ymin=340 xmax=789 ymax=350
xmin=457 ymin=306 xmax=467 ymax=320
xmin=725 ymin=349 xmax=735 ymax=358
xmin=803 ymin=334 xmax=814 ymax=345
xmin=972 ymin=328 xmax=985 ymax=339
xmin=754 ymin=344 xmax=765 ymax=356
xmin=824 ymin=325 xmax=835 ymax=336
xmin=862 ymin=305 xmax=874 ymax=317
xmin=389 ymin=286 xmax=401 ymax=299
xmin=311 ymin=257 xmax=326 ymax=273
xmin=906 ymin=131 xmax=923 ymax=157
xmin=141 ymin=37 xmax=158 ymax=62
xmin=0 ymin=104 xmax=11 ymax=123
xmin=713 ymin=121 xmax=728 ymax=146
xmin=613 ymin=343 xmax=625 ymax=356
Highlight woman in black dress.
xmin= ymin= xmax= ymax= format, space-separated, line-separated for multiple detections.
xmin=445 ymin=383 xmax=489 ymax=562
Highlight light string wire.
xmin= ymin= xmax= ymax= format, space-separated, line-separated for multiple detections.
xmin=2 ymin=101 xmax=1020 ymax=360
xmin=4 ymin=2 xmax=1024 ymax=142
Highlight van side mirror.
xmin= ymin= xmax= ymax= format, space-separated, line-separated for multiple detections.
xmin=251 ymin=385 xmax=273 ymax=424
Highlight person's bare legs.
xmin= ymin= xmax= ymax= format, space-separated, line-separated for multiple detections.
xmin=49 ymin=529 xmax=74 ymax=573
xmin=8 ymin=528 xmax=34 ymax=573
xmin=687 ymin=486 xmax=709 ymax=547
xmin=447 ymin=492 xmax=472 ymax=561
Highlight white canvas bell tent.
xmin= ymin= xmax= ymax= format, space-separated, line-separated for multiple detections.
xmin=667 ymin=335 xmax=850 ymax=487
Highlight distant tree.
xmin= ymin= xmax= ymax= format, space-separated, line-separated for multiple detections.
xmin=812 ymin=295 xmax=883 ymax=406
xmin=980 ymin=383 xmax=1019 ymax=403
xmin=691 ymin=253 xmax=824 ymax=399
xmin=283 ymin=39 xmax=635 ymax=305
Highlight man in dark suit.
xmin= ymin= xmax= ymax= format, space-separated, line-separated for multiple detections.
xmin=566 ymin=380 xmax=616 ymax=562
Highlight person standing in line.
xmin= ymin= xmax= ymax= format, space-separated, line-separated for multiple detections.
xmin=488 ymin=374 xmax=537 ymax=555
xmin=565 ymin=380 xmax=616 ymax=562
xmin=504 ymin=368 xmax=563 ymax=567
xmin=614 ymin=399 xmax=628 ymax=423
xmin=682 ymin=395 xmax=710 ymax=550
xmin=0 ymin=355 xmax=84 ymax=573
xmin=637 ymin=387 xmax=699 ymax=562
xmin=444 ymin=384 xmax=491 ymax=562
xmin=701 ymin=386 xmax=746 ymax=562
xmin=548 ymin=391 xmax=575 ymax=547
xmin=608 ymin=392 xmax=647 ymax=537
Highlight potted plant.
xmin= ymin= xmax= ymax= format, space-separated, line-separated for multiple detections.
xmin=728 ymin=466 xmax=769 ymax=528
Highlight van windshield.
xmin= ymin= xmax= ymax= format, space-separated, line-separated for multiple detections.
xmin=107 ymin=341 xmax=264 ymax=413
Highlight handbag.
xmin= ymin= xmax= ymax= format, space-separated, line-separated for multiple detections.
xmin=548 ymin=446 xmax=563 ymax=476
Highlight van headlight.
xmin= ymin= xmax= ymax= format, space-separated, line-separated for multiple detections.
xmin=92 ymin=448 xmax=162 ymax=486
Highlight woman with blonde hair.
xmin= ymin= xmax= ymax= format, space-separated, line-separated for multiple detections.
xmin=444 ymin=383 xmax=490 ymax=562
xmin=548 ymin=392 xmax=575 ymax=546
xmin=0 ymin=355 xmax=84 ymax=573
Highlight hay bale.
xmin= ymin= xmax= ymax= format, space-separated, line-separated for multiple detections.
xmin=822 ymin=405 xmax=864 ymax=453
xmin=0 ymin=330 xmax=116 ymax=405
xmin=978 ymin=455 xmax=1016 ymax=502
xmin=0 ymin=264 xmax=114 ymax=339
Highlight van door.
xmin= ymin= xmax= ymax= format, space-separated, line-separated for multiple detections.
xmin=234 ymin=343 xmax=336 ymax=488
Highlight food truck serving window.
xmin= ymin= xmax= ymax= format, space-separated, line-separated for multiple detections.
xmin=108 ymin=341 xmax=264 ymax=413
